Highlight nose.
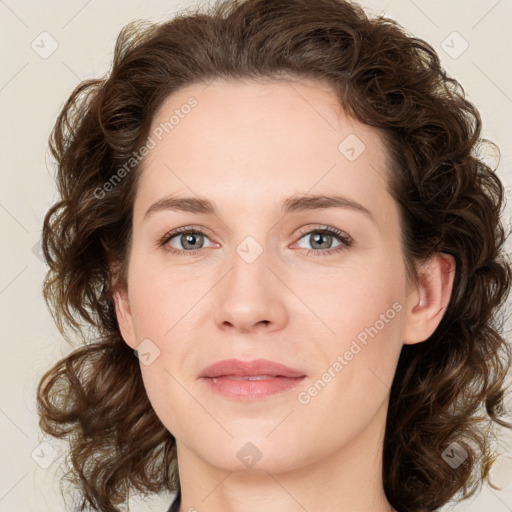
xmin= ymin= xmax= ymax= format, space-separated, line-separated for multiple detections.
xmin=213 ymin=245 xmax=288 ymax=334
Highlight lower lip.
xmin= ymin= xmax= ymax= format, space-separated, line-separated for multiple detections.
xmin=202 ymin=376 xmax=306 ymax=400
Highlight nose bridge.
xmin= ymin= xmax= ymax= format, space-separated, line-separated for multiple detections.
xmin=228 ymin=232 xmax=272 ymax=301
xmin=223 ymin=207 xmax=274 ymax=276
xmin=212 ymin=229 xmax=288 ymax=332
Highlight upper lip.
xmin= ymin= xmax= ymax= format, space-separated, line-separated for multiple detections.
xmin=199 ymin=358 xmax=306 ymax=378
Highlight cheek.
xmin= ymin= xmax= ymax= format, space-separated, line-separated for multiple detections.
xmin=296 ymin=301 xmax=403 ymax=447
xmin=127 ymin=258 xmax=204 ymax=340
xmin=293 ymin=257 xmax=403 ymax=341
xmin=300 ymin=260 xmax=405 ymax=400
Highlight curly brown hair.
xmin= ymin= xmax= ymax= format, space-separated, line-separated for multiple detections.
xmin=36 ymin=0 xmax=512 ymax=511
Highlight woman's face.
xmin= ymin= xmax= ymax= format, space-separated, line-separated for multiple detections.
xmin=115 ymin=78 xmax=424 ymax=473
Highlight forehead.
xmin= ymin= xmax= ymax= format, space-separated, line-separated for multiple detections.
xmin=133 ymin=78 xmax=391 ymax=220
xmin=153 ymin=77 xmax=345 ymax=130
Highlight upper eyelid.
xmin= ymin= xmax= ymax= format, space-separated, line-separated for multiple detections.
xmin=296 ymin=224 xmax=350 ymax=238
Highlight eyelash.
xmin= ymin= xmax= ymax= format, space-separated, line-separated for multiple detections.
xmin=158 ymin=225 xmax=352 ymax=257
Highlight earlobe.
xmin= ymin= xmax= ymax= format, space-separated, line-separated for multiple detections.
xmin=402 ymin=252 xmax=456 ymax=345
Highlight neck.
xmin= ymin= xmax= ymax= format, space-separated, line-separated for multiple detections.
xmin=174 ymin=399 xmax=395 ymax=512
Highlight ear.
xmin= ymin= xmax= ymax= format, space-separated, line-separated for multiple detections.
xmin=111 ymin=264 xmax=137 ymax=349
xmin=402 ymin=252 xmax=456 ymax=345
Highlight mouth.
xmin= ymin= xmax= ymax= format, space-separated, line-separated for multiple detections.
xmin=199 ymin=359 xmax=307 ymax=400
xmin=219 ymin=375 xmax=290 ymax=380
xmin=199 ymin=358 xmax=306 ymax=379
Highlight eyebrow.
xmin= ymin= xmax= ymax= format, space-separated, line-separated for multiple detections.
xmin=143 ymin=193 xmax=374 ymax=221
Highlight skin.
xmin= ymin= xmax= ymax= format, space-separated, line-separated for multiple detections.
xmin=114 ymin=78 xmax=455 ymax=512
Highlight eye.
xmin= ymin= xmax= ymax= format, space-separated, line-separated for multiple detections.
xmin=159 ymin=226 xmax=216 ymax=255
xmin=158 ymin=224 xmax=352 ymax=257
xmin=293 ymin=225 xmax=352 ymax=256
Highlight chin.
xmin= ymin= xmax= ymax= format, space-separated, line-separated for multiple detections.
xmin=190 ymin=434 xmax=310 ymax=475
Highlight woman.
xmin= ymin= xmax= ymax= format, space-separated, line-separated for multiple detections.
xmin=36 ymin=0 xmax=512 ymax=511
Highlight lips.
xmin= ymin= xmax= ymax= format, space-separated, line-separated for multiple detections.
xmin=199 ymin=358 xmax=307 ymax=400
xmin=198 ymin=358 xmax=306 ymax=379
